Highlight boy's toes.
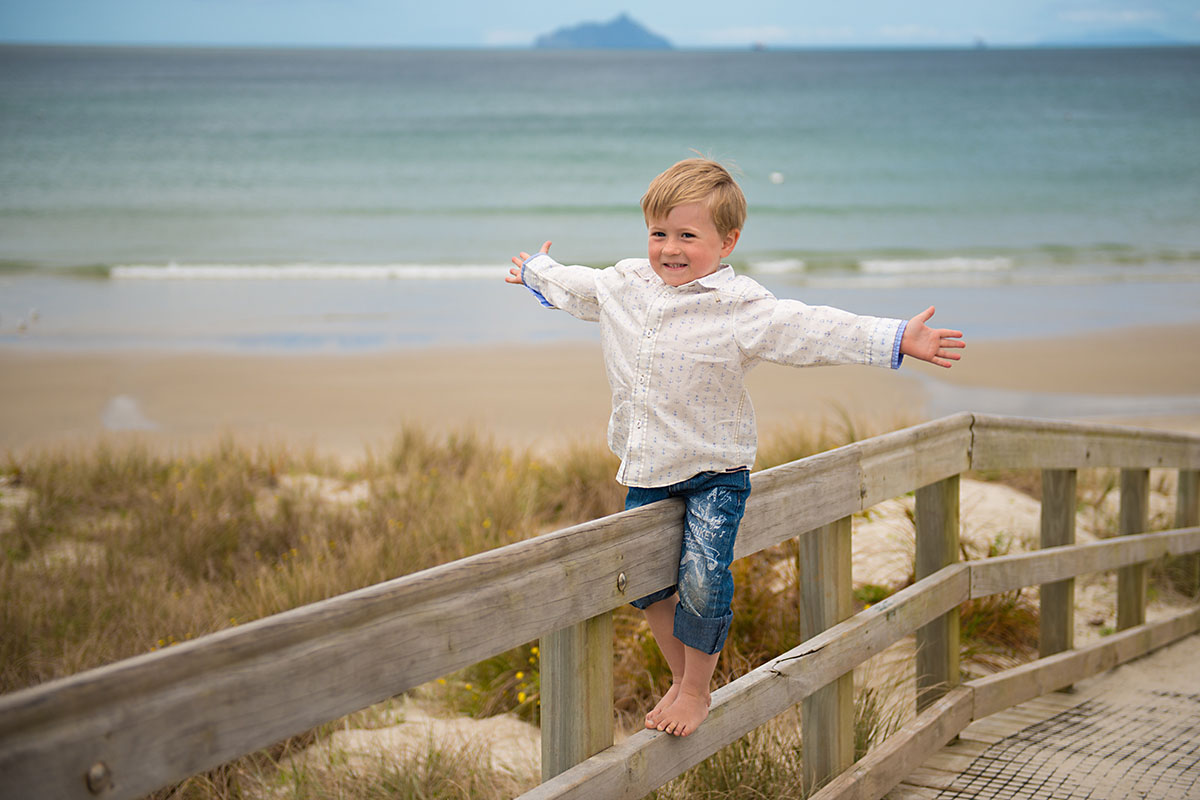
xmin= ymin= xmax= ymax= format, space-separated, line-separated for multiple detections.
xmin=654 ymin=691 xmax=709 ymax=737
xmin=645 ymin=685 xmax=679 ymax=728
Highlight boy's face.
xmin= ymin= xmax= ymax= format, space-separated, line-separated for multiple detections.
xmin=646 ymin=202 xmax=740 ymax=288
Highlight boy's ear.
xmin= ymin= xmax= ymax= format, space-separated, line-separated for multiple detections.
xmin=721 ymin=229 xmax=741 ymax=257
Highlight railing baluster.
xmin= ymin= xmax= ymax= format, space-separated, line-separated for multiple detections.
xmin=1178 ymin=469 xmax=1200 ymax=597
xmin=1039 ymin=469 xmax=1077 ymax=660
xmin=800 ymin=515 xmax=855 ymax=791
xmin=915 ymin=475 xmax=961 ymax=712
xmin=540 ymin=612 xmax=614 ymax=781
xmin=1117 ymin=469 xmax=1150 ymax=630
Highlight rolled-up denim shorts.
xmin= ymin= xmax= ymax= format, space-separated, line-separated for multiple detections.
xmin=625 ymin=469 xmax=751 ymax=655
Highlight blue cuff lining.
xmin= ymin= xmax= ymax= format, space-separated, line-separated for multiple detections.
xmin=892 ymin=321 xmax=907 ymax=369
xmin=521 ymin=258 xmax=554 ymax=308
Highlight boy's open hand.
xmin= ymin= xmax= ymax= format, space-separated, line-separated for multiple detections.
xmin=506 ymin=240 xmax=552 ymax=285
xmin=900 ymin=306 xmax=964 ymax=368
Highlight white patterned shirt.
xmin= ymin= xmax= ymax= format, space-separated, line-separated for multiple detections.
xmin=521 ymin=254 xmax=907 ymax=488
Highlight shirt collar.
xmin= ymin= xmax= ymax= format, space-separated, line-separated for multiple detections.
xmin=695 ymin=264 xmax=736 ymax=289
xmin=633 ymin=260 xmax=736 ymax=290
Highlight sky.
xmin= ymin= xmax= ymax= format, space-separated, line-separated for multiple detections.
xmin=0 ymin=0 xmax=1198 ymax=48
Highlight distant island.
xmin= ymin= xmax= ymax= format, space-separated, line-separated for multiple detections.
xmin=534 ymin=13 xmax=673 ymax=50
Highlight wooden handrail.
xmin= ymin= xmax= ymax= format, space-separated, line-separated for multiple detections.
xmin=971 ymin=413 xmax=1200 ymax=470
xmin=0 ymin=413 xmax=1197 ymax=800
xmin=970 ymin=526 xmax=1200 ymax=597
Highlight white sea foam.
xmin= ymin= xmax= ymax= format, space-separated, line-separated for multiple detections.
xmin=111 ymin=264 xmax=508 ymax=280
xmin=748 ymin=259 xmax=806 ymax=275
xmin=859 ymin=257 xmax=1013 ymax=274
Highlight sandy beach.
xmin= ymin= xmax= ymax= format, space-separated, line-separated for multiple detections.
xmin=2 ymin=322 xmax=1198 ymax=460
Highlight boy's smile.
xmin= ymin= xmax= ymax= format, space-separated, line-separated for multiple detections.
xmin=646 ymin=202 xmax=740 ymax=288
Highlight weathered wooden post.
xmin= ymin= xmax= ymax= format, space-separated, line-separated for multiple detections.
xmin=1039 ymin=469 xmax=1077 ymax=659
xmin=1178 ymin=469 xmax=1200 ymax=597
xmin=800 ymin=515 xmax=855 ymax=792
xmin=1117 ymin=469 xmax=1149 ymax=630
xmin=915 ymin=475 xmax=960 ymax=712
xmin=540 ymin=612 xmax=614 ymax=781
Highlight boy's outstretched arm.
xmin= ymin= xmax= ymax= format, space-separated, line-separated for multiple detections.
xmin=505 ymin=240 xmax=552 ymax=286
xmin=900 ymin=306 xmax=965 ymax=368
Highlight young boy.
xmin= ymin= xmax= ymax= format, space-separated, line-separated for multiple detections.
xmin=506 ymin=158 xmax=963 ymax=737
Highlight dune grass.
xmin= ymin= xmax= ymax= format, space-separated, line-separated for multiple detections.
xmin=0 ymin=430 xmax=625 ymax=694
xmin=4 ymin=414 xmax=1160 ymax=799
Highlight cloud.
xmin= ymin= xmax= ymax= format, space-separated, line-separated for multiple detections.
xmin=1058 ymin=9 xmax=1163 ymax=24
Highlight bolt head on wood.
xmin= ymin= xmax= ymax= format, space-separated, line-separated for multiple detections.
xmin=86 ymin=761 xmax=113 ymax=794
xmin=617 ymin=572 xmax=627 ymax=593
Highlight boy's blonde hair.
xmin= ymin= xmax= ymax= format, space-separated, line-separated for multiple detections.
xmin=641 ymin=158 xmax=747 ymax=237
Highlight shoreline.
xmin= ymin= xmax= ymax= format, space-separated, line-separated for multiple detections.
xmin=2 ymin=322 xmax=1198 ymax=461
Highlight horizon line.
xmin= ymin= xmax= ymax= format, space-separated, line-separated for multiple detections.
xmin=2 ymin=39 xmax=1199 ymax=52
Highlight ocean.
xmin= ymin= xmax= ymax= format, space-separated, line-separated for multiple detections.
xmin=1 ymin=45 xmax=1198 ymax=351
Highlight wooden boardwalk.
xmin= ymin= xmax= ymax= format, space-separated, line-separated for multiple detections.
xmin=887 ymin=632 xmax=1200 ymax=800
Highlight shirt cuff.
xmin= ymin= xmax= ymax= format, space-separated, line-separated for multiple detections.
xmin=521 ymin=255 xmax=554 ymax=308
xmin=891 ymin=320 xmax=907 ymax=369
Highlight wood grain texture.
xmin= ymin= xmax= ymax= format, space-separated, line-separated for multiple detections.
xmin=1118 ymin=469 xmax=1150 ymax=630
xmin=967 ymin=607 xmax=1200 ymax=719
xmin=809 ymin=687 xmax=974 ymax=800
xmin=1178 ymin=470 xmax=1200 ymax=596
xmin=1039 ymin=469 xmax=1077 ymax=658
xmin=969 ymin=527 xmax=1200 ymax=598
xmin=971 ymin=414 xmax=1200 ymax=471
xmin=541 ymin=613 xmax=614 ymax=781
xmin=800 ymin=516 xmax=855 ymax=793
xmin=915 ymin=476 xmax=960 ymax=712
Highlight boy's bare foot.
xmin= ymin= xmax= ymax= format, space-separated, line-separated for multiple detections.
xmin=655 ymin=687 xmax=711 ymax=737
xmin=645 ymin=683 xmax=680 ymax=728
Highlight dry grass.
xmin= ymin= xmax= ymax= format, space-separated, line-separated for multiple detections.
xmin=1 ymin=417 xmax=895 ymax=798
xmin=2 ymin=428 xmax=622 ymax=799
xmin=0 ymin=429 xmax=626 ymax=695
xmin=5 ymin=414 xmax=1178 ymax=798
xmin=253 ymin=733 xmax=537 ymax=800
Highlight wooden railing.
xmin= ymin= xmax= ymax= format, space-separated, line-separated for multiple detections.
xmin=1 ymin=413 xmax=1198 ymax=800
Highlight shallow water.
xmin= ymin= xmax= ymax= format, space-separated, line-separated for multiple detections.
xmin=2 ymin=45 xmax=1198 ymax=352
xmin=1 ymin=269 xmax=1198 ymax=353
